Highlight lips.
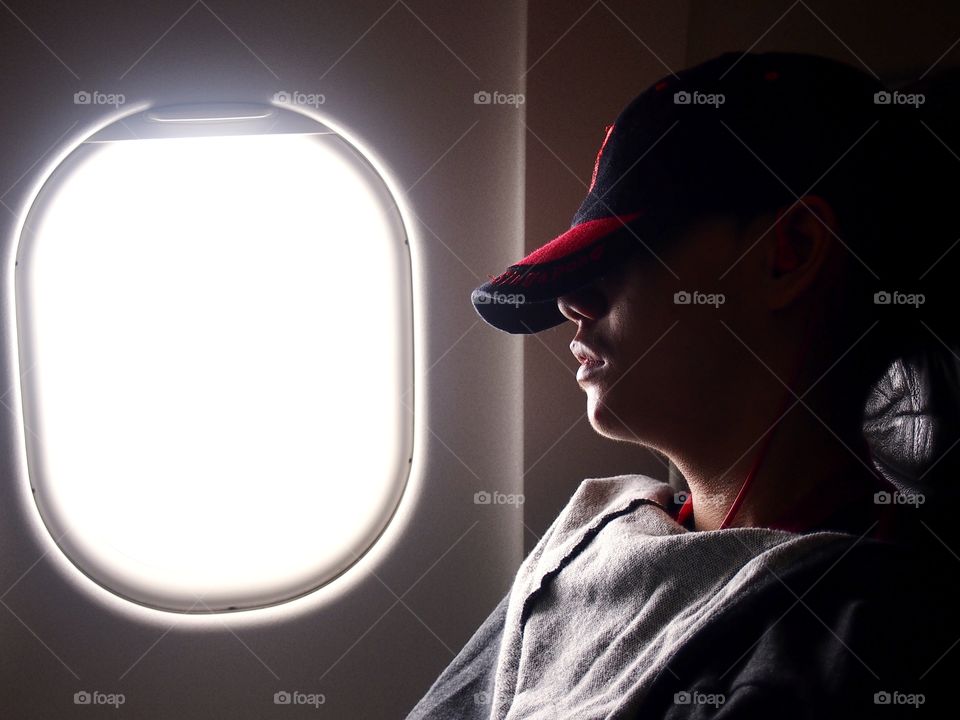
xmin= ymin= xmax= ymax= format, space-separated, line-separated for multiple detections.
xmin=571 ymin=340 xmax=607 ymax=383
xmin=570 ymin=340 xmax=605 ymax=366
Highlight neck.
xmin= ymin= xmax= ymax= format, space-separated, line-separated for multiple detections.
xmin=674 ymin=387 xmax=880 ymax=533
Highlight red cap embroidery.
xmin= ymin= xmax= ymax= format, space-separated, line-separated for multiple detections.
xmin=588 ymin=124 xmax=615 ymax=193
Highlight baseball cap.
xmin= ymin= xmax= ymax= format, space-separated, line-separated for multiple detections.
xmin=470 ymin=50 xmax=901 ymax=334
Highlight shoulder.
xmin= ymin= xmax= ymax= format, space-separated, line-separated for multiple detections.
xmin=649 ymin=535 xmax=959 ymax=718
xmin=571 ymin=473 xmax=676 ymax=513
xmin=522 ymin=473 xmax=677 ymax=560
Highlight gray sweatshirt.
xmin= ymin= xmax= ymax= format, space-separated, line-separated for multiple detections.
xmin=406 ymin=474 xmax=958 ymax=719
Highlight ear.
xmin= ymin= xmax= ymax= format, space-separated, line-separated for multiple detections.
xmin=764 ymin=195 xmax=839 ymax=311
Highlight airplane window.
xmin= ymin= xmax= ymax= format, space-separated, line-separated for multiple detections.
xmin=14 ymin=104 xmax=414 ymax=612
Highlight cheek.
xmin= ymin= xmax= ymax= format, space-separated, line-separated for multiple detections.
xmin=605 ymin=309 xmax=627 ymax=351
xmin=596 ymin=303 xmax=663 ymax=400
xmin=608 ymin=287 xmax=676 ymax=362
xmin=606 ymin=301 xmax=708 ymax=398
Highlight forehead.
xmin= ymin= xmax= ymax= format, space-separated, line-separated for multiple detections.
xmin=604 ymin=213 xmax=749 ymax=285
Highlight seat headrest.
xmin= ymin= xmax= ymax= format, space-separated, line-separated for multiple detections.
xmin=862 ymin=346 xmax=960 ymax=500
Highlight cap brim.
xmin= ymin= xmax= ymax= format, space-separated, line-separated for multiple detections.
xmin=471 ymin=212 xmax=645 ymax=334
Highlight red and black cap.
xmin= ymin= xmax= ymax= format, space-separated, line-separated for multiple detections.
xmin=471 ymin=50 xmax=899 ymax=334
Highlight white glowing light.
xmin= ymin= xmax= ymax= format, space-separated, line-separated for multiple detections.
xmin=17 ymin=127 xmax=412 ymax=611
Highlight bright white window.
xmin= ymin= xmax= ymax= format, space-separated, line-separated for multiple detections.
xmin=16 ymin=104 xmax=414 ymax=612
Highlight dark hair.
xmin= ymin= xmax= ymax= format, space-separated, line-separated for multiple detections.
xmin=812 ymin=67 xmax=960 ymax=490
xmin=706 ymin=63 xmax=960 ymax=491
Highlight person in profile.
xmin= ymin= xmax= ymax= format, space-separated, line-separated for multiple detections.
xmin=407 ymin=51 xmax=960 ymax=719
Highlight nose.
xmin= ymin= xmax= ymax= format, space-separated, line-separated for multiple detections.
xmin=557 ymin=282 xmax=608 ymax=323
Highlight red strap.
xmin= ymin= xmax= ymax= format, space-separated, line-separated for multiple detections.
xmin=718 ymin=311 xmax=818 ymax=530
xmin=676 ymin=494 xmax=694 ymax=526
xmin=676 ymin=309 xmax=902 ymax=538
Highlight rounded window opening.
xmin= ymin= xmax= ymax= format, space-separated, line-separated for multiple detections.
xmin=15 ymin=103 xmax=414 ymax=613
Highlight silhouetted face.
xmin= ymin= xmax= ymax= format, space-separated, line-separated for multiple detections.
xmin=557 ymin=215 xmax=765 ymax=455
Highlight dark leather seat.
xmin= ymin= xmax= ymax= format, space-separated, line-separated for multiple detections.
xmin=863 ymin=346 xmax=960 ymax=506
xmin=865 ymin=68 xmax=960 ymax=515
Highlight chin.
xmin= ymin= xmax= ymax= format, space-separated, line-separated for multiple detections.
xmin=586 ymin=393 xmax=636 ymax=442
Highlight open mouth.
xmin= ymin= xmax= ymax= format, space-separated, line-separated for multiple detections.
xmin=576 ymin=357 xmax=607 ymax=383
